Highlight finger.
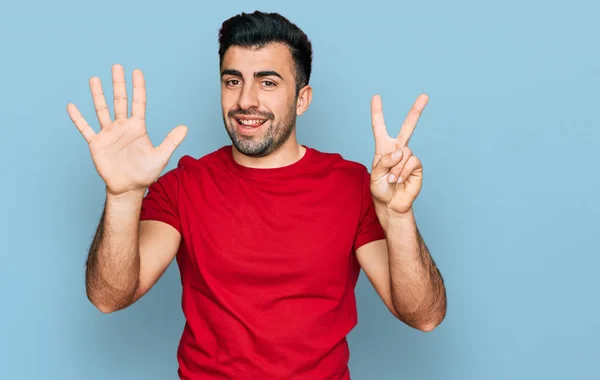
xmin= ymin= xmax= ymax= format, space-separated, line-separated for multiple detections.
xmin=386 ymin=147 xmax=412 ymax=183
xmin=157 ymin=125 xmax=188 ymax=162
xmin=371 ymin=94 xmax=388 ymax=151
xmin=89 ymin=77 xmax=112 ymax=129
xmin=67 ymin=103 xmax=96 ymax=143
xmin=112 ymin=64 xmax=128 ymax=120
xmin=131 ymin=69 xmax=146 ymax=120
xmin=372 ymin=147 xmax=404 ymax=180
xmin=397 ymin=93 xmax=429 ymax=146
xmin=398 ymin=155 xmax=422 ymax=183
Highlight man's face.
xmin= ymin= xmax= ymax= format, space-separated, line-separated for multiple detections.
xmin=220 ymin=43 xmax=303 ymax=158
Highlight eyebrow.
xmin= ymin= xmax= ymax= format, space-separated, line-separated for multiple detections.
xmin=221 ymin=69 xmax=283 ymax=80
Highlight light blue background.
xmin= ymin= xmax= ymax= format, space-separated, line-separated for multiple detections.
xmin=1 ymin=0 xmax=599 ymax=379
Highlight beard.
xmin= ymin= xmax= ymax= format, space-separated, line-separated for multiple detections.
xmin=223 ymin=100 xmax=297 ymax=158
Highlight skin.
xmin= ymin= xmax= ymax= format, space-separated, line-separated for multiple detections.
xmin=67 ymin=65 xmax=185 ymax=312
xmin=67 ymin=42 xmax=446 ymax=332
xmin=356 ymin=94 xmax=447 ymax=331
xmin=220 ymin=43 xmax=312 ymax=168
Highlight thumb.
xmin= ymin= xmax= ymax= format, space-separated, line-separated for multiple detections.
xmin=157 ymin=125 xmax=188 ymax=162
xmin=372 ymin=149 xmax=403 ymax=178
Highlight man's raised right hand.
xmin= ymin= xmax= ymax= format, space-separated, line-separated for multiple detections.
xmin=67 ymin=64 xmax=188 ymax=197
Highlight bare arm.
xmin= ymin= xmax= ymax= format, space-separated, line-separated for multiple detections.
xmin=357 ymin=208 xmax=446 ymax=332
xmin=362 ymin=93 xmax=446 ymax=331
xmin=86 ymin=190 xmax=181 ymax=313
xmin=67 ymin=65 xmax=187 ymax=313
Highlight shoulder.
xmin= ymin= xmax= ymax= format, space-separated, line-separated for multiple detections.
xmin=179 ymin=145 xmax=230 ymax=169
xmin=166 ymin=145 xmax=231 ymax=173
xmin=306 ymin=146 xmax=371 ymax=179
xmin=152 ymin=146 xmax=231 ymax=186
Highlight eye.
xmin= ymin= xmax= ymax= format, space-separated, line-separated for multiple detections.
xmin=225 ymin=79 xmax=241 ymax=87
xmin=261 ymin=80 xmax=276 ymax=88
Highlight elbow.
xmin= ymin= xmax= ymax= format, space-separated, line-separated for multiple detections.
xmin=392 ymin=305 xmax=446 ymax=332
xmin=87 ymin=294 xmax=119 ymax=314
xmin=86 ymin=290 xmax=131 ymax=314
xmin=415 ymin=308 xmax=447 ymax=332
xmin=403 ymin=315 xmax=445 ymax=333
xmin=415 ymin=319 xmax=443 ymax=332
xmin=95 ymin=303 xmax=119 ymax=314
xmin=85 ymin=277 xmax=139 ymax=314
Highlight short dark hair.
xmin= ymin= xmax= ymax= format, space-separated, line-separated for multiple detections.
xmin=218 ymin=11 xmax=313 ymax=93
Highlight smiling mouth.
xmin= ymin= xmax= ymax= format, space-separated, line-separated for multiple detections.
xmin=236 ymin=118 xmax=267 ymax=128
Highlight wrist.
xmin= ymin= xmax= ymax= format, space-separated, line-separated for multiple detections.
xmin=374 ymin=202 xmax=415 ymax=229
xmin=105 ymin=188 xmax=145 ymax=209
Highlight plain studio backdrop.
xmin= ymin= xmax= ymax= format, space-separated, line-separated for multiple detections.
xmin=1 ymin=1 xmax=598 ymax=379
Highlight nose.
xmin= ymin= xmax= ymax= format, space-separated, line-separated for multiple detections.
xmin=237 ymin=83 xmax=260 ymax=110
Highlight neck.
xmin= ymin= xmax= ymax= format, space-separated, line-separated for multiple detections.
xmin=232 ymin=136 xmax=306 ymax=169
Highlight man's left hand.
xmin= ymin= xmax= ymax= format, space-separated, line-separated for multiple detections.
xmin=369 ymin=93 xmax=429 ymax=215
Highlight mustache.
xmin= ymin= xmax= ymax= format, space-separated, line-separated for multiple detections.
xmin=228 ymin=108 xmax=274 ymax=120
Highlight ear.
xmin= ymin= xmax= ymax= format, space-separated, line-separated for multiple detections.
xmin=295 ymin=85 xmax=313 ymax=116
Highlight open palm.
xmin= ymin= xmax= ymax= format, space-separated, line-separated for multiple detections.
xmin=67 ymin=65 xmax=187 ymax=196
xmin=370 ymin=94 xmax=429 ymax=214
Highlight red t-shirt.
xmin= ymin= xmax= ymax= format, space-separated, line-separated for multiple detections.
xmin=140 ymin=145 xmax=385 ymax=379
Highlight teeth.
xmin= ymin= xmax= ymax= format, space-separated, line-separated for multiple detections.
xmin=238 ymin=119 xmax=264 ymax=126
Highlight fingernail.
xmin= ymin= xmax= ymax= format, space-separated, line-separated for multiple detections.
xmin=392 ymin=150 xmax=402 ymax=159
xmin=388 ymin=173 xmax=396 ymax=183
xmin=396 ymin=176 xmax=403 ymax=183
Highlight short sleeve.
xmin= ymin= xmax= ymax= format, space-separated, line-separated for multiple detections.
xmin=140 ymin=167 xmax=181 ymax=234
xmin=353 ymin=166 xmax=386 ymax=252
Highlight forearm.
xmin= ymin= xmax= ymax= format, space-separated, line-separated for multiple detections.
xmin=377 ymin=206 xmax=446 ymax=331
xmin=86 ymin=189 xmax=145 ymax=312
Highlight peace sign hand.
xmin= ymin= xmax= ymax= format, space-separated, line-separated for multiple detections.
xmin=67 ymin=65 xmax=188 ymax=197
xmin=370 ymin=94 xmax=429 ymax=215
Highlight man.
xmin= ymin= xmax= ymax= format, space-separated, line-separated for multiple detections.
xmin=67 ymin=10 xmax=446 ymax=380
